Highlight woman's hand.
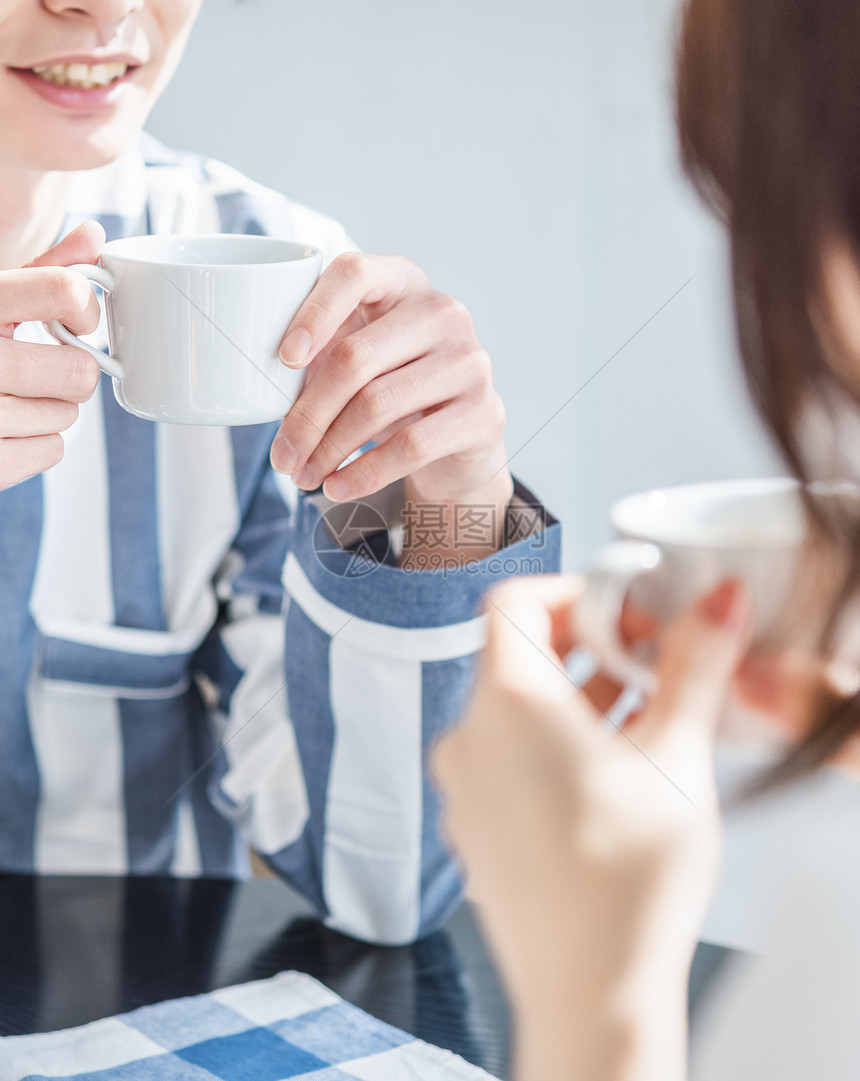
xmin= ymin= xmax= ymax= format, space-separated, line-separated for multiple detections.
xmin=432 ymin=575 xmax=750 ymax=1081
xmin=270 ymin=252 xmax=512 ymax=533
xmin=0 ymin=221 xmax=103 ymax=489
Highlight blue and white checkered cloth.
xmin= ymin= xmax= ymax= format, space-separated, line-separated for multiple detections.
xmin=0 ymin=971 xmax=495 ymax=1081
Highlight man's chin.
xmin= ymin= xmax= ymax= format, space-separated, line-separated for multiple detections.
xmin=20 ymin=125 xmax=144 ymax=174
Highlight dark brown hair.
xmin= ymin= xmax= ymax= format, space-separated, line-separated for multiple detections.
xmin=676 ymin=0 xmax=860 ymax=786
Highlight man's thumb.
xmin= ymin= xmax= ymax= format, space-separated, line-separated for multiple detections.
xmin=25 ymin=220 xmax=105 ymax=270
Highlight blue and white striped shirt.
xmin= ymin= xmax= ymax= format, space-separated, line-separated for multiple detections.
xmin=1 ymin=135 xmax=560 ymax=945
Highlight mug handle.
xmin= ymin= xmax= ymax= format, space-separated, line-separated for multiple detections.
xmin=575 ymin=540 xmax=664 ymax=691
xmin=43 ymin=263 xmax=125 ymax=380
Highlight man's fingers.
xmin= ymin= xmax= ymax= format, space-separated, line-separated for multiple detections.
xmin=0 ymin=340 xmax=100 ymax=402
xmin=0 ymin=221 xmax=104 ymax=491
xmin=274 ymin=296 xmax=453 ymax=477
xmin=0 ymin=433 xmax=64 ymax=489
xmin=278 ymin=252 xmax=428 ymax=369
xmin=26 ymin=220 xmax=105 ymax=271
xmin=316 ymin=394 xmax=502 ymax=503
xmin=284 ymin=347 xmax=485 ymax=490
xmin=0 ymin=396 xmax=79 ymax=437
xmin=637 ymin=579 xmax=751 ymax=747
xmin=0 ymin=266 xmax=101 ymax=332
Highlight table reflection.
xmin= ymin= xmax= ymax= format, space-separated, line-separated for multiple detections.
xmin=0 ymin=875 xmax=507 ymax=1076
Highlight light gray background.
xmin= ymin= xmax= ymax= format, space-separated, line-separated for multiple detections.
xmin=148 ymin=0 xmax=782 ymax=572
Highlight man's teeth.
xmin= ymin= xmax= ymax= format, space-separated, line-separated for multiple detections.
xmin=30 ymin=62 xmax=129 ymax=89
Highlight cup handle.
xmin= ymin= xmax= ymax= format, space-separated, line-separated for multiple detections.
xmin=43 ymin=263 xmax=124 ymax=381
xmin=575 ymin=540 xmax=664 ymax=691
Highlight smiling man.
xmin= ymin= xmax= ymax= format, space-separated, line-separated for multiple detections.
xmin=0 ymin=0 xmax=558 ymax=945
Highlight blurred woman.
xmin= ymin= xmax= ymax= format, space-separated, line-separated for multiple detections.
xmin=434 ymin=0 xmax=860 ymax=1076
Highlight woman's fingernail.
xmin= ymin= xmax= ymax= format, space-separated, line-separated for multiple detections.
xmin=700 ymin=579 xmax=746 ymax=630
xmin=279 ymin=327 xmax=312 ymax=368
xmin=323 ymin=473 xmax=350 ymax=502
xmin=271 ymin=437 xmax=298 ymax=474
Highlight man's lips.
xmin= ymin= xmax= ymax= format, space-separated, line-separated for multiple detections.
xmin=13 ymin=53 xmax=144 ymax=70
xmin=8 ymin=63 xmax=140 ymax=111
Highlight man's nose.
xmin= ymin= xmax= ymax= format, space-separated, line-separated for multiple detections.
xmin=41 ymin=0 xmax=139 ymax=23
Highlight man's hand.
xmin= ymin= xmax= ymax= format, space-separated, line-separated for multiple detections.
xmin=270 ymin=253 xmax=513 ymax=542
xmin=0 ymin=221 xmax=104 ymax=489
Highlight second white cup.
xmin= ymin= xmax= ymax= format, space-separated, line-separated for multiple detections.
xmin=574 ymin=477 xmax=824 ymax=688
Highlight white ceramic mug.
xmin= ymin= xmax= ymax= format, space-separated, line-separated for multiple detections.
xmin=575 ymin=477 xmax=818 ymax=689
xmin=44 ymin=233 xmax=323 ymax=425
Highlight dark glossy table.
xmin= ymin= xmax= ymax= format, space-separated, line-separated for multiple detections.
xmin=0 ymin=875 xmax=732 ymax=1079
